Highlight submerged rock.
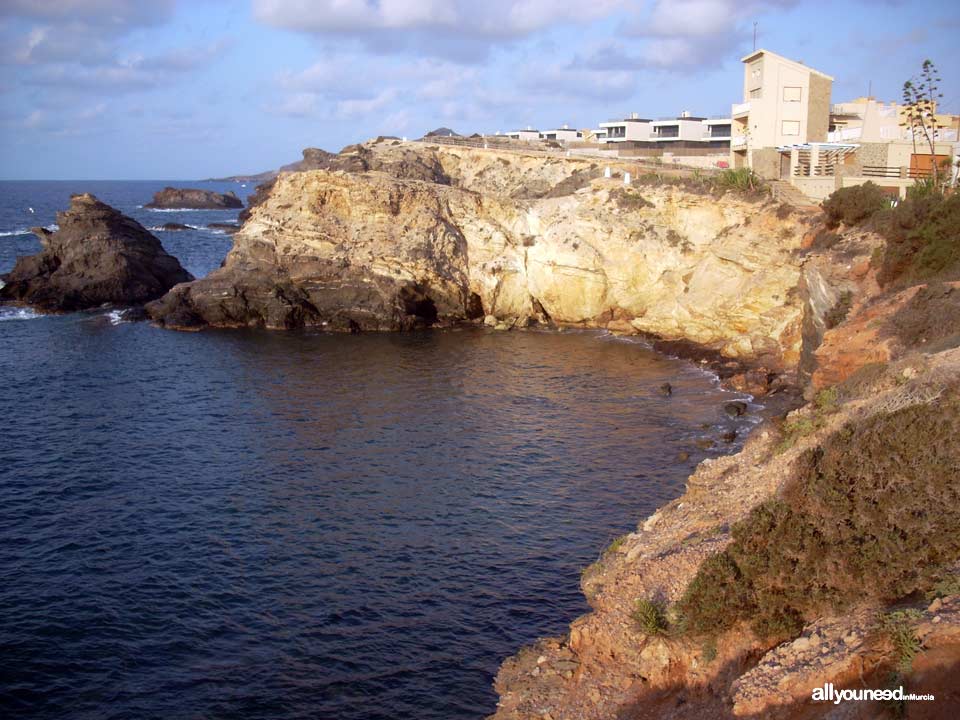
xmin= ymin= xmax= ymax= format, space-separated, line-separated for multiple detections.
xmin=159 ymin=222 xmax=191 ymax=231
xmin=207 ymin=222 xmax=241 ymax=234
xmin=145 ymin=187 xmax=242 ymax=209
xmin=724 ymin=401 xmax=749 ymax=417
xmin=0 ymin=193 xmax=193 ymax=312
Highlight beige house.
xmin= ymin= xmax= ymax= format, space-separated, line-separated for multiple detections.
xmin=830 ymin=97 xmax=960 ymax=144
xmin=731 ymin=48 xmax=832 ymax=178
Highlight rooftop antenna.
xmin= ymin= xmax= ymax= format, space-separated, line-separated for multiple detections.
xmin=753 ymin=22 xmax=757 ymax=51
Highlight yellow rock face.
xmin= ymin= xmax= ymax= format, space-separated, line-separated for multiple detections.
xmin=166 ymin=140 xmax=808 ymax=366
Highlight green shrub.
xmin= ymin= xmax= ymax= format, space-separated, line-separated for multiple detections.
xmin=775 ymin=415 xmax=820 ymax=452
xmin=876 ymin=192 xmax=960 ymax=286
xmin=713 ymin=168 xmax=764 ymax=193
xmin=605 ymin=534 xmax=628 ymax=555
xmin=822 ymin=182 xmax=888 ymax=228
xmin=888 ymin=281 xmax=960 ymax=353
xmin=813 ymin=386 xmax=840 ymax=412
xmin=925 ymin=575 xmax=960 ymax=601
xmin=878 ymin=609 xmax=923 ymax=672
xmin=678 ymin=396 xmax=960 ymax=642
xmin=677 ymin=552 xmax=752 ymax=636
xmin=701 ymin=637 xmax=718 ymax=663
xmin=633 ymin=598 xmax=669 ymax=635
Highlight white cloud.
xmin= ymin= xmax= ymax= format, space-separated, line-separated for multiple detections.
xmin=0 ymin=0 xmax=175 ymax=28
xmin=253 ymin=0 xmax=626 ymax=60
xmin=255 ymin=0 xmax=621 ymax=36
xmin=272 ymin=92 xmax=321 ymax=117
xmin=336 ymin=89 xmax=399 ymax=118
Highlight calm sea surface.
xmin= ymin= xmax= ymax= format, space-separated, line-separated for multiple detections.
xmin=0 ymin=181 xmax=757 ymax=719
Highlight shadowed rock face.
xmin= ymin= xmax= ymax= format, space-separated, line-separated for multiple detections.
xmin=0 ymin=193 xmax=193 ymax=312
xmin=145 ymin=187 xmax=242 ymax=209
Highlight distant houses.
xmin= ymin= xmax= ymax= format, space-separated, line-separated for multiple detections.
xmin=484 ymin=46 xmax=958 ymax=194
xmin=729 ymin=48 xmax=959 ymax=198
xmin=505 ymin=125 xmax=582 ymax=142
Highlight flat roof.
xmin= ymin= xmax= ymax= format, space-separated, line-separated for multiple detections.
xmin=652 ymin=117 xmax=706 ymax=124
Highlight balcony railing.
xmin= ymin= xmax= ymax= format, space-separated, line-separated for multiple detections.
xmin=731 ymin=136 xmax=748 ymax=148
xmin=732 ymin=102 xmax=751 ymax=117
xmin=861 ymin=165 xmax=934 ymax=179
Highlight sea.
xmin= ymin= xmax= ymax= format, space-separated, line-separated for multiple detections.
xmin=0 ymin=181 xmax=759 ymax=720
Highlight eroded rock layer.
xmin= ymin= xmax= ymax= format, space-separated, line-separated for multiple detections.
xmin=148 ymin=141 xmax=809 ymax=372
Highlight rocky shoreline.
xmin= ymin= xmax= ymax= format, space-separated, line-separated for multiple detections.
xmin=2 ymin=140 xmax=956 ymax=717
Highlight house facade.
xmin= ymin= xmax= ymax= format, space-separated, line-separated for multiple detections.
xmin=542 ymin=125 xmax=583 ymax=142
xmin=731 ymin=48 xmax=833 ymax=178
xmin=506 ymin=128 xmax=542 ymax=142
xmin=597 ymin=115 xmax=653 ymax=143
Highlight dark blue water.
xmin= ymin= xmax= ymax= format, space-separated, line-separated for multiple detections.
xmin=0 ymin=182 xmax=757 ymax=719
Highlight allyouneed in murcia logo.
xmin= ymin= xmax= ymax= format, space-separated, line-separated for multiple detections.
xmin=812 ymin=683 xmax=935 ymax=705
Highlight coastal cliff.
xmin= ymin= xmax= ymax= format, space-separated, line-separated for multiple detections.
xmin=491 ymin=187 xmax=960 ymax=718
xmin=146 ymin=140 xmax=959 ymax=716
xmin=149 ymin=140 xmax=813 ymax=376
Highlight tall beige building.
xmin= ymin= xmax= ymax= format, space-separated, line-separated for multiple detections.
xmin=731 ymin=49 xmax=833 ymax=178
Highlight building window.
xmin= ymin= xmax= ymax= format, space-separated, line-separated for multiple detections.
xmin=749 ymin=88 xmax=762 ymax=100
xmin=783 ymin=86 xmax=801 ymax=102
xmin=782 ymin=120 xmax=800 ymax=136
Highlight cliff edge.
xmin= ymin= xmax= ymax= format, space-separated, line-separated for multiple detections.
xmin=148 ymin=139 xmax=818 ymax=381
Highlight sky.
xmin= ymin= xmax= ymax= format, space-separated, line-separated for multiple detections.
xmin=0 ymin=0 xmax=957 ymax=180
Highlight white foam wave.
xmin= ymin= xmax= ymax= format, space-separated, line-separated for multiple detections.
xmin=0 ymin=306 xmax=45 ymax=322
xmin=0 ymin=224 xmax=56 ymax=237
xmin=148 ymin=224 xmax=201 ymax=232
xmin=106 ymin=309 xmax=128 ymax=325
xmin=145 ymin=207 xmax=234 ymax=213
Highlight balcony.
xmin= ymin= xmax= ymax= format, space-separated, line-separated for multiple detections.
xmin=731 ymin=136 xmax=747 ymax=149
xmin=731 ymin=102 xmax=751 ymax=118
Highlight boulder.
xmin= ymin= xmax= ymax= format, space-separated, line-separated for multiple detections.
xmin=0 ymin=193 xmax=193 ymax=312
xmin=145 ymin=187 xmax=242 ymax=209
xmin=207 ymin=222 xmax=241 ymax=234
xmin=159 ymin=222 xmax=191 ymax=231
xmin=724 ymin=401 xmax=749 ymax=418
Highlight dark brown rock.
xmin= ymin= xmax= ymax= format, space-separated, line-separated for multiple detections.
xmin=724 ymin=401 xmax=749 ymax=418
xmin=0 ymin=193 xmax=193 ymax=312
xmin=145 ymin=187 xmax=242 ymax=209
xmin=207 ymin=222 xmax=241 ymax=234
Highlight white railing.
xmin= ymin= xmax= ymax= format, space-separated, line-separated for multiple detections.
xmin=827 ymin=127 xmax=863 ymax=142
xmin=731 ymin=136 xmax=748 ymax=148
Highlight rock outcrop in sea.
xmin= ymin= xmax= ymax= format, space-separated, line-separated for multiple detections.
xmin=145 ymin=187 xmax=242 ymax=209
xmin=148 ymin=139 xmax=810 ymax=380
xmin=0 ymin=193 xmax=193 ymax=312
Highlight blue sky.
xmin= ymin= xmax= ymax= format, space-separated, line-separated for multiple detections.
xmin=1 ymin=0 xmax=957 ymax=179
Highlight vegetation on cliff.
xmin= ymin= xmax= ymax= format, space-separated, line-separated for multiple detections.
xmin=820 ymin=182 xmax=960 ymax=287
xmin=679 ymin=392 xmax=960 ymax=642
